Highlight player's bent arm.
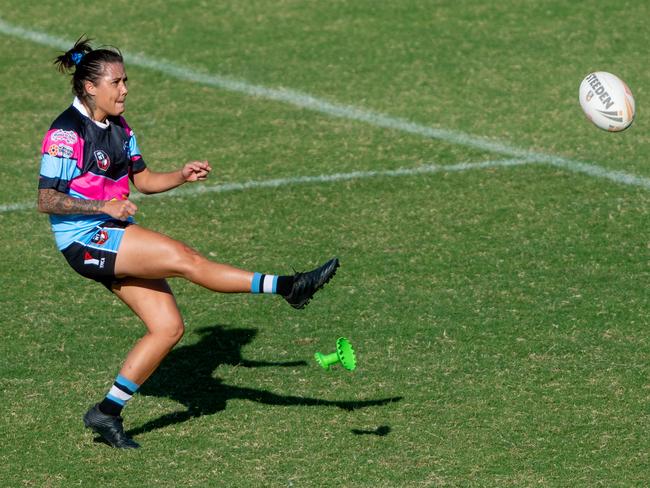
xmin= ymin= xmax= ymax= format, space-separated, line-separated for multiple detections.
xmin=131 ymin=168 xmax=185 ymax=195
xmin=132 ymin=161 xmax=211 ymax=195
xmin=37 ymin=189 xmax=137 ymax=220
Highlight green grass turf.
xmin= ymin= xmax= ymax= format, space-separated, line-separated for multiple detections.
xmin=1 ymin=1 xmax=650 ymax=486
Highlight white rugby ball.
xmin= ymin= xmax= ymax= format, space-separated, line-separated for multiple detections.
xmin=579 ymin=71 xmax=635 ymax=132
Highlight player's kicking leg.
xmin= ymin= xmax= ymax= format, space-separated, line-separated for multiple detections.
xmin=113 ymin=224 xmax=340 ymax=309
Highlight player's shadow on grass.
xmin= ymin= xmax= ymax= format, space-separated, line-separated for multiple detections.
xmin=128 ymin=325 xmax=401 ymax=437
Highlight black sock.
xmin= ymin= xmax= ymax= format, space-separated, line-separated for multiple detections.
xmin=276 ymin=275 xmax=294 ymax=296
xmin=98 ymin=397 xmax=122 ymax=416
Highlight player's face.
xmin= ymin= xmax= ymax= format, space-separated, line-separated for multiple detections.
xmin=87 ymin=62 xmax=128 ymax=121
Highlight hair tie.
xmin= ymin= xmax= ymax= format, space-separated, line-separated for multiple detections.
xmin=71 ymin=51 xmax=84 ymax=65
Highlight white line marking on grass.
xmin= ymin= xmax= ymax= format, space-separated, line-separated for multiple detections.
xmin=156 ymin=158 xmax=531 ymax=199
xmin=0 ymin=158 xmax=528 ymax=213
xmin=0 ymin=19 xmax=541 ymax=157
xmin=0 ymin=201 xmax=37 ymax=213
xmin=2 ymin=19 xmax=650 ymax=201
xmin=538 ymin=155 xmax=650 ymax=189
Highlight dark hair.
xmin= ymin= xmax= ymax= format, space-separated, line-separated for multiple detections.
xmin=54 ymin=35 xmax=124 ymax=102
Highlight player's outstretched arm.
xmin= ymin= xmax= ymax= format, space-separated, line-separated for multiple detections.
xmin=132 ymin=160 xmax=211 ymax=195
xmin=37 ymin=189 xmax=137 ymax=220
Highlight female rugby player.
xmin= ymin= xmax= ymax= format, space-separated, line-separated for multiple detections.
xmin=38 ymin=37 xmax=339 ymax=449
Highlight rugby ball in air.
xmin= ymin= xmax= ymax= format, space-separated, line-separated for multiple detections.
xmin=579 ymin=71 xmax=635 ymax=132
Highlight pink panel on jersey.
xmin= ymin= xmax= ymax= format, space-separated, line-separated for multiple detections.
xmin=119 ymin=116 xmax=133 ymax=136
xmin=41 ymin=129 xmax=84 ymax=165
xmin=69 ymin=173 xmax=130 ymax=201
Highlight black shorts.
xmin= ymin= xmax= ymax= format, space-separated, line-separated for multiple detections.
xmin=61 ymin=220 xmax=131 ymax=290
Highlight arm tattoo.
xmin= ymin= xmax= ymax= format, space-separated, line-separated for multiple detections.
xmin=38 ymin=189 xmax=105 ymax=215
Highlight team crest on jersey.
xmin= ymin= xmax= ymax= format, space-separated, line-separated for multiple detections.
xmin=48 ymin=144 xmax=59 ymax=157
xmin=51 ymin=129 xmax=78 ymax=145
xmin=94 ymin=150 xmax=111 ymax=171
xmin=91 ymin=230 xmax=109 ymax=245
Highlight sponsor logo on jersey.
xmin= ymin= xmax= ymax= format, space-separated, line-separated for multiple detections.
xmin=47 ymin=143 xmax=74 ymax=159
xmin=91 ymin=230 xmax=109 ymax=245
xmin=94 ymin=150 xmax=111 ymax=171
xmin=83 ymin=251 xmax=105 ymax=268
xmin=58 ymin=144 xmax=74 ymax=158
xmin=51 ymin=129 xmax=78 ymax=145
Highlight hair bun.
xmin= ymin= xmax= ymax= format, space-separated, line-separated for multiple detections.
xmin=54 ymin=34 xmax=93 ymax=72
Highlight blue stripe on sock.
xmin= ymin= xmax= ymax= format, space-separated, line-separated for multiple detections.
xmin=252 ymin=272 xmax=262 ymax=293
xmin=272 ymin=275 xmax=278 ymax=293
xmin=116 ymin=374 xmax=140 ymax=393
xmin=106 ymin=393 xmax=126 ymax=406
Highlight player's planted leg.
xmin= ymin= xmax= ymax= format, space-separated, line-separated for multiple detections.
xmin=83 ymin=404 xmax=140 ymax=449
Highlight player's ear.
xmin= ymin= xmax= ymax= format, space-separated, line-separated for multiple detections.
xmin=84 ymin=79 xmax=97 ymax=96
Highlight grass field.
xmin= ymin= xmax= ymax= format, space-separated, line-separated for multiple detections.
xmin=2 ymin=1 xmax=650 ymax=486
